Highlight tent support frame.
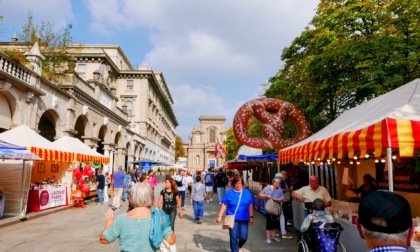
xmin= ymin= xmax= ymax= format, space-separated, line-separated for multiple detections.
xmin=386 ymin=148 xmax=394 ymax=192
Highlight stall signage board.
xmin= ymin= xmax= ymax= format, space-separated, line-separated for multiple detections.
xmin=38 ymin=186 xmax=67 ymax=210
xmin=376 ymin=158 xmax=420 ymax=193
xmin=141 ymin=161 xmax=152 ymax=174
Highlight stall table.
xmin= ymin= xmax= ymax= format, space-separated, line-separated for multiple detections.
xmin=27 ymin=185 xmax=68 ymax=213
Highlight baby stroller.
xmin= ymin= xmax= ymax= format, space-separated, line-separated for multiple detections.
xmin=297 ymin=222 xmax=346 ymax=252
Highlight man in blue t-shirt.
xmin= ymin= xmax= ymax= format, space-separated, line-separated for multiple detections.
xmin=204 ymin=171 xmax=214 ymax=203
xmin=111 ymin=166 xmax=126 ymax=210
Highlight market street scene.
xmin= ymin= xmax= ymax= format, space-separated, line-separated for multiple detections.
xmin=0 ymin=1 xmax=419 ymax=252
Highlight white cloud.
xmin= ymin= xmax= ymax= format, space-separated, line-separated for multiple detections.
xmin=0 ymin=0 xmax=320 ymax=141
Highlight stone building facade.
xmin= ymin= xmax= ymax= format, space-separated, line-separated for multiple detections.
xmin=186 ymin=116 xmax=228 ymax=170
xmin=0 ymin=42 xmax=178 ymax=172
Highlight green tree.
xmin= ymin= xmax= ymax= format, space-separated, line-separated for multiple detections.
xmin=265 ymin=0 xmax=420 ymax=134
xmin=1 ymin=12 xmax=77 ymax=83
xmin=175 ymin=136 xmax=185 ymax=162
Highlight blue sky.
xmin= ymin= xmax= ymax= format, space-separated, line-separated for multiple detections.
xmin=0 ymin=0 xmax=319 ymax=142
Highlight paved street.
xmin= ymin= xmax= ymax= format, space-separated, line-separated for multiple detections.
xmin=0 ymin=183 xmax=297 ymax=252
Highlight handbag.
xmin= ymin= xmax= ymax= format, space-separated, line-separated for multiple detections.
xmin=222 ymin=189 xmax=243 ymax=229
xmin=264 ymin=198 xmax=281 ymax=216
xmin=152 ymin=209 xmax=177 ymax=252
xmin=160 ymin=239 xmax=177 ymax=252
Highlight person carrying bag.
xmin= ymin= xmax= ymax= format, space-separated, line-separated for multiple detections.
xmin=258 ymin=177 xmax=284 ymax=244
xmin=222 ymin=189 xmax=242 ymax=229
xmin=216 ymin=176 xmax=254 ymax=252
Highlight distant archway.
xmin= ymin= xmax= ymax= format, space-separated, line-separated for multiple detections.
xmin=74 ymin=115 xmax=89 ymax=141
xmin=38 ymin=109 xmax=59 ymax=141
xmin=97 ymin=125 xmax=107 ymax=154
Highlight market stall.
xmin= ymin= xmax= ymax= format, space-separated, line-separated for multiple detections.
xmin=53 ymin=136 xmax=109 ymax=199
xmin=278 ymin=78 xmax=420 ymax=250
xmin=0 ymin=125 xmax=74 ymax=215
xmin=227 ymin=153 xmax=280 ymax=215
xmin=0 ymin=140 xmax=41 ymax=218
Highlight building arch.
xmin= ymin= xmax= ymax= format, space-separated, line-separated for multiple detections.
xmin=38 ymin=109 xmax=60 ymax=141
xmin=97 ymin=125 xmax=107 ymax=154
xmin=74 ymin=115 xmax=90 ymax=141
xmin=0 ymin=85 xmax=26 ymax=129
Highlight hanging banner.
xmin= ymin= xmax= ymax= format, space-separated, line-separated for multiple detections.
xmin=39 ymin=186 xmax=67 ymax=210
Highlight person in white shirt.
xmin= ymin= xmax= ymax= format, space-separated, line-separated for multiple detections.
xmin=175 ymin=170 xmax=187 ymax=209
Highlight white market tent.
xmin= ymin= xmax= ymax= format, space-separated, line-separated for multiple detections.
xmin=53 ymin=136 xmax=109 ymax=164
xmin=278 ymin=78 xmax=420 ymax=192
xmin=0 ymin=125 xmax=73 ymax=218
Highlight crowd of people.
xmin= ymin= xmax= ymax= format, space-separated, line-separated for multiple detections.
xmin=95 ymin=166 xmax=414 ymax=252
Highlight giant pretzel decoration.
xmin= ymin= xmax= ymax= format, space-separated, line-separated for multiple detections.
xmin=233 ymin=98 xmax=311 ymax=150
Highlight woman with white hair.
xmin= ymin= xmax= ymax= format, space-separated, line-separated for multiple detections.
xmin=100 ymin=182 xmax=175 ymax=251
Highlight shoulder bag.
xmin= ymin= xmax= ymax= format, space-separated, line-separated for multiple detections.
xmin=222 ymin=189 xmax=243 ymax=229
xmin=152 ymin=208 xmax=177 ymax=252
xmin=264 ymin=188 xmax=281 ymax=216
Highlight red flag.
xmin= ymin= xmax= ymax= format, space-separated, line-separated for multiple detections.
xmin=215 ymin=138 xmax=228 ymax=158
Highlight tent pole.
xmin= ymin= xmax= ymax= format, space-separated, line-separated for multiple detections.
xmin=386 ymin=148 xmax=394 ymax=192
xmin=19 ymin=160 xmax=27 ymax=219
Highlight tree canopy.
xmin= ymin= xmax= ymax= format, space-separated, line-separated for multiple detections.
xmin=265 ymin=0 xmax=419 ymax=134
xmin=175 ymin=135 xmax=186 ymax=162
xmin=1 ymin=12 xmax=77 ymax=83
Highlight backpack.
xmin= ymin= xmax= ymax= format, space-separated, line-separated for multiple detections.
xmin=221 ymin=176 xmax=228 ymax=185
xmin=175 ymin=177 xmax=183 ymax=187
xmin=205 ymin=174 xmax=212 ymax=184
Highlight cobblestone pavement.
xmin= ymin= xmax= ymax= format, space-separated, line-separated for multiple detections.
xmin=0 ymin=183 xmax=297 ymax=252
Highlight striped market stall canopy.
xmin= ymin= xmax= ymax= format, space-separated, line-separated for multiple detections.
xmin=279 ymin=78 xmax=420 ymax=164
xmin=0 ymin=125 xmax=74 ymax=162
xmin=53 ymin=136 xmax=109 ymax=164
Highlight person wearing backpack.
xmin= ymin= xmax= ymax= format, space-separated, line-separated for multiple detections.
xmin=204 ymin=171 xmax=214 ymax=203
xmin=215 ymin=169 xmax=228 ymax=205
xmin=175 ymin=170 xmax=187 ymax=209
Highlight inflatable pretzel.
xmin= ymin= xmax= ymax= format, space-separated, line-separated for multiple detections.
xmin=233 ymin=98 xmax=311 ymax=150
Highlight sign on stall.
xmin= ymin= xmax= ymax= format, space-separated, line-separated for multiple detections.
xmin=39 ymin=186 xmax=67 ymax=210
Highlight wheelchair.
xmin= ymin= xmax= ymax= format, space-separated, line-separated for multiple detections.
xmin=297 ymin=222 xmax=346 ymax=252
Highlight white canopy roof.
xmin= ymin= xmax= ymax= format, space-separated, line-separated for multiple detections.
xmin=53 ymin=136 xmax=106 ymax=158
xmin=282 ymin=78 xmax=420 ymax=152
xmin=0 ymin=125 xmax=60 ymax=150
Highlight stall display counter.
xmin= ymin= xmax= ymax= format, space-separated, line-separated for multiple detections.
xmin=27 ymin=185 xmax=68 ymax=213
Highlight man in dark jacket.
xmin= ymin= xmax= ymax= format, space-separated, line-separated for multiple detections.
xmin=96 ymin=169 xmax=105 ymax=205
xmin=215 ymin=169 xmax=228 ymax=205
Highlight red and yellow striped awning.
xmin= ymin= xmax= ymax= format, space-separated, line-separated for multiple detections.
xmin=29 ymin=147 xmax=75 ymax=162
xmin=76 ymin=153 xmax=110 ymax=164
xmin=278 ymin=118 xmax=420 ymax=164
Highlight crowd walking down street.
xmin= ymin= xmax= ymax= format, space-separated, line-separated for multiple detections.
xmin=0 ymin=181 xmax=297 ymax=252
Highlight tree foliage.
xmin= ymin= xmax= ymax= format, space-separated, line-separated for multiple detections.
xmin=175 ymin=135 xmax=186 ymax=162
xmin=1 ymin=12 xmax=77 ymax=83
xmin=265 ymin=0 xmax=420 ymax=134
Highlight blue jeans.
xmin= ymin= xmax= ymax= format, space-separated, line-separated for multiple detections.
xmin=193 ymin=200 xmax=204 ymax=220
xmin=97 ymin=189 xmax=103 ymax=204
xmin=178 ymin=190 xmax=186 ymax=207
xmin=217 ymin=187 xmax=226 ymax=203
xmin=229 ymin=220 xmax=249 ymax=252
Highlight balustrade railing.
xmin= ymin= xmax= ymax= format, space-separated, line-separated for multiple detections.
xmin=0 ymin=53 xmax=32 ymax=84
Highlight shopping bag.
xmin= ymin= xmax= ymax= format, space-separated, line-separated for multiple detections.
xmin=264 ymin=198 xmax=281 ymax=216
xmin=223 ymin=215 xmax=235 ymax=229
xmin=160 ymin=239 xmax=177 ymax=252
